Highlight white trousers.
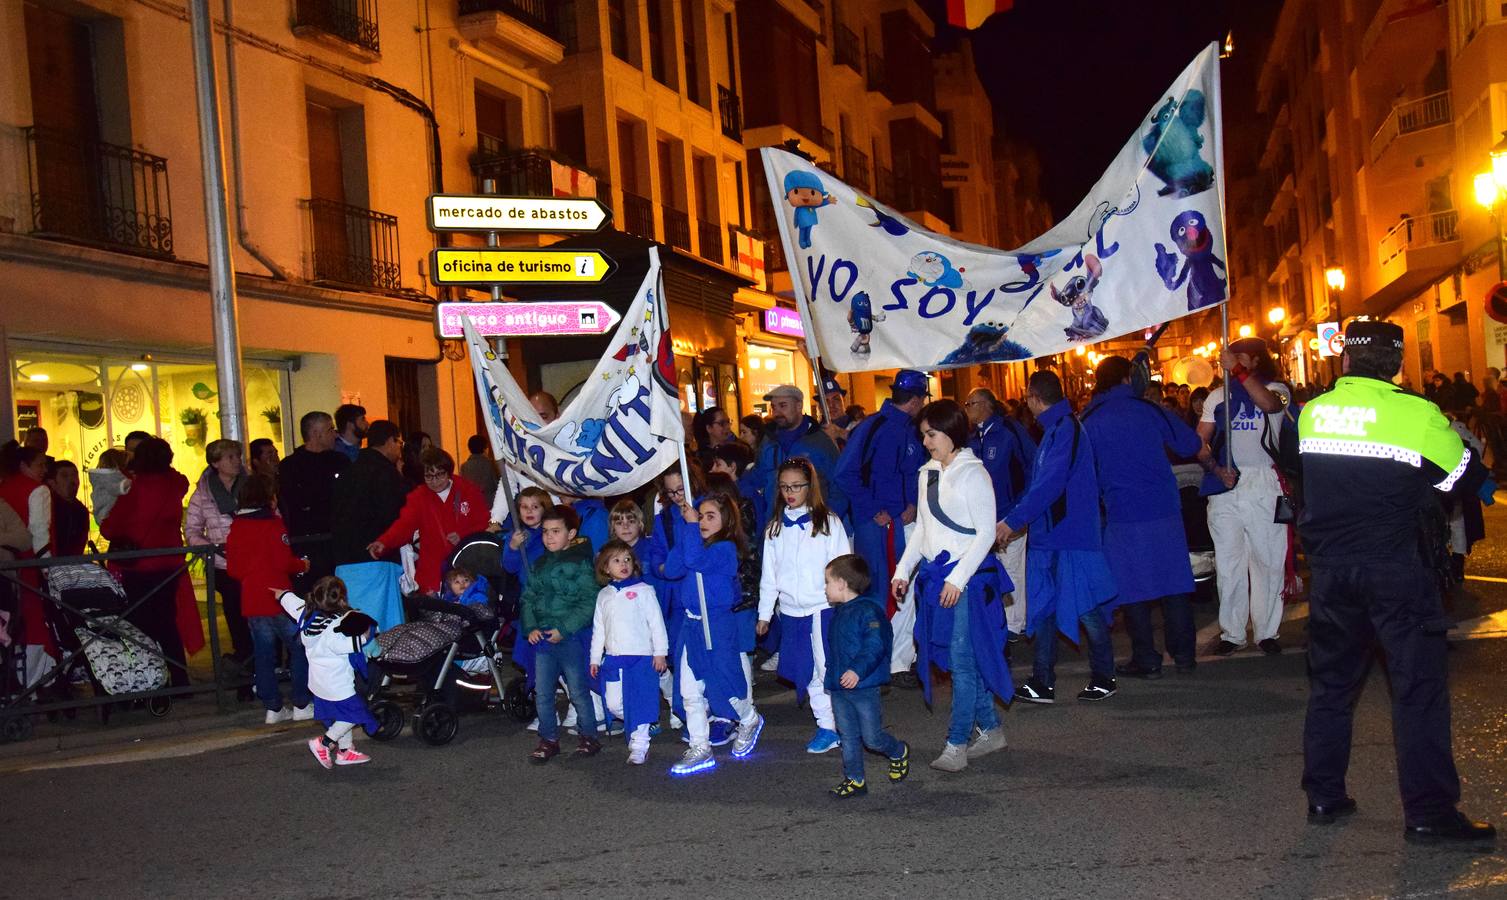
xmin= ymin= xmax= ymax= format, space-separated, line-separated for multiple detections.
xmin=800 ymin=612 xmax=835 ymax=731
xmin=996 ymin=532 xmax=1028 ymax=634
xmin=679 ymin=648 xmax=756 ymax=750
xmin=604 ymin=679 xmax=652 ymax=752
xmin=1207 ymin=466 xmax=1288 ymax=645
xmin=891 ymin=522 xmax=918 ymax=673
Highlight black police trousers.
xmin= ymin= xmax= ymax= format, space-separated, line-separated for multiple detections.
xmin=1301 ymin=561 xmax=1461 ymax=824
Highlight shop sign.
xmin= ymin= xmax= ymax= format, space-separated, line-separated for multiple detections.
xmin=435 ymin=301 xmax=621 ymax=338
xmin=426 ymin=194 xmax=611 ymax=233
xmin=762 ymin=307 xmax=805 ymax=339
xmin=1317 ymin=321 xmax=1342 ymax=358
xmin=430 ymin=249 xmax=616 ymax=285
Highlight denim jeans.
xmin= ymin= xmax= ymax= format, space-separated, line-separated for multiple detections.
xmin=532 ymin=637 xmax=598 ymax=742
xmin=832 ymin=686 xmax=904 ymax=782
xmin=1123 ymin=594 xmax=1196 ymax=669
xmin=248 ymin=614 xmax=310 ymax=712
xmin=947 ymin=594 xmax=1000 ymax=746
xmin=1032 ymin=606 xmax=1115 ymax=687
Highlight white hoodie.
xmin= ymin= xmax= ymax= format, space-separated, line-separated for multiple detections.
xmin=758 ymin=506 xmax=851 ymax=621
xmin=88 ymin=468 xmax=131 ymax=525
xmin=590 ymin=580 xmax=669 ymax=664
xmin=895 ymin=448 xmax=996 ymax=591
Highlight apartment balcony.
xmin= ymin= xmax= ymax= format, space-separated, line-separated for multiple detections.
xmin=833 ymin=23 xmax=862 ymax=74
xmin=470 ymin=140 xmax=598 ymax=198
xmin=457 ymin=0 xmax=567 ymax=66
xmin=718 ymin=86 xmax=742 ymax=141
xmin=866 ymin=53 xmax=887 ymax=94
xmin=1362 ymin=209 xmax=1462 ymax=317
xmin=620 ymin=190 xmax=655 ymax=241
xmin=293 ymin=0 xmax=380 ymax=57
xmin=874 ymin=165 xmax=896 ymax=207
xmin=841 ymin=144 xmax=870 ymax=192
xmin=663 ymin=208 xmax=691 ymax=251
xmin=1369 ymin=91 xmax=1452 ymax=164
xmin=23 ymin=126 xmax=174 ymax=259
xmin=696 ymin=219 xmax=723 ymax=265
xmin=302 ymin=198 xmax=402 ymax=291
xmin=728 ymin=225 xmax=767 ymax=288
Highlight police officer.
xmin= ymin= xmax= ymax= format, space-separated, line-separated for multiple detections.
xmin=965 ymin=387 xmax=1036 ymax=639
xmin=834 ymin=369 xmax=926 ymax=685
xmin=1298 ymin=319 xmax=1495 ymax=845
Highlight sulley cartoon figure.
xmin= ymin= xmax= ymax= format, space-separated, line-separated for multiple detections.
xmin=1154 ymin=210 xmax=1226 ymax=311
xmin=1051 ymin=254 xmax=1110 ymax=341
xmin=1143 ymin=89 xmax=1214 ymax=198
xmin=783 ymin=170 xmax=834 ymax=249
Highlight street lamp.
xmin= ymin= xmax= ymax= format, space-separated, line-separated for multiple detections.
xmin=1268 ymin=306 xmax=1286 ymax=325
xmin=1324 ymin=266 xmax=1346 ymax=293
xmin=1238 ymin=324 xmax=1254 ymax=338
xmin=1474 ymin=131 xmax=1507 ymax=281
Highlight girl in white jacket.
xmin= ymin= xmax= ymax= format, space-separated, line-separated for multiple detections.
xmin=278 ymin=576 xmax=378 ymax=769
xmin=757 ymin=457 xmax=851 ymax=754
xmin=589 ymin=540 xmax=669 ymax=765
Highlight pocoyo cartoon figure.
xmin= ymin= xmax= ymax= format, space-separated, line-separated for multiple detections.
xmin=847 ymin=290 xmax=886 ymax=355
xmin=1050 ymin=254 xmax=1109 ymax=341
xmin=1154 ymin=210 xmax=1226 ymax=311
xmin=784 ymin=170 xmax=834 ymax=249
xmin=908 ymin=251 xmax=967 ymax=290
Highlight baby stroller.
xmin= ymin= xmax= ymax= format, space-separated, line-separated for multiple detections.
xmin=365 ymin=535 xmax=511 ymax=745
xmin=449 ymin=531 xmax=534 ymax=723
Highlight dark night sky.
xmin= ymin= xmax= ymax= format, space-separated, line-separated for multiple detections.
xmin=935 ymin=0 xmax=1285 ymax=219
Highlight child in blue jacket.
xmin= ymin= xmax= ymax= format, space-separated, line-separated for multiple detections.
xmin=823 ymin=554 xmax=910 ymax=798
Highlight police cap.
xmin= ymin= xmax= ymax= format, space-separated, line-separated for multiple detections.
xmin=1344 ymin=319 xmax=1404 ymax=350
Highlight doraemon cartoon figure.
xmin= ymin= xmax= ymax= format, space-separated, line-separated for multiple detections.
xmin=847 ymin=290 xmax=887 ymax=355
xmin=1154 ymin=210 xmax=1226 ymax=311
xmin=908 ymin=250 xmax=968 ymax=290
xmin=1050 ymin=254 xmax=1109 ymax=341
xmin=783 ymin=170 xmax=834 ymax=249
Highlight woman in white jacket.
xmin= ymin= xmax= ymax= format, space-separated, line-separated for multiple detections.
xmin=757 ymin=457 xmax=851 ymax=754
xmin=892 ymin=400 xmax=1013 ymax=774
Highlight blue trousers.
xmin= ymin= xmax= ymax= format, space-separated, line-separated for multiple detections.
xmin=947 ymin=594 xmax=999 ymax=745
xmin=852 ymin=516 xmax=905 ymax=592
xmin=1032 ymin=606 xmax=1115 ymax=687
xmin=532 ymin=637 xmax=599 ymax=742
xmin=831 ymin=686 xmax=904 ymax=782
xmin=248 ymin=614 xmax=309 ymax=713
xmin=1123 ymin=594 xmax=1196 ymax=669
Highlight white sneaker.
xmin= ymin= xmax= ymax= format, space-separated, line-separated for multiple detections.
xmin=627 ymin=745 xmax=648 ymax=765
xmin=265 ymin=706 xmax=293 ymax=725
xmin=930 ymin=742 xmax=968 ymax=773
xmin=759 ymin=653 xmax=781 ymax=673
xmin=670 ymin=744 xmax=715 ymax=775
xmin=526 ymin=718 xmax=540 ymax=732
xmin=965 ymin=727 xmax=1007 ymax=759
xmin=291 ymin=704 xmax=314 ymax=722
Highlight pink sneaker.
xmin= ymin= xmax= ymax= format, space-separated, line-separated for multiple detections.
xmin=308 ymin=737 xmax=333 ymax=770
xmin=335 ymin=748 xmax=370 ymax=766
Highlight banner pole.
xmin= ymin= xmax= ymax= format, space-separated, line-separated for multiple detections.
xmin=463 ymin=314 xmax=521 ymax=527
xmin=1220 ymin=301 xmax=1233 ymax=469
xmin=759 ymin=147 xmax=831 ymax=426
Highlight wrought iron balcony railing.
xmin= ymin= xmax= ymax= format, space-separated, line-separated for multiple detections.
xmin=842 ymin=144 xmax=870 ymax=192
xmin=303 ymin=198 xmax=402 ymax=291
xmin=866 ymin=53 xmax=886 ymax=93
xmin=294 ymin=0 xmax=381 ymax=54
xmin=457 ymin=0 xmax=558 ymax=39
xmin=471 ymin=141 xmax=553 ymax=195
xmin=621 ymin=190 xmax=655 ymax=240
xmin=718 ymin=85 xmax=742 ymax=141
xmin=696 ymin=218 xmax=723 ymax=264
xmin=663 ymin=207 xmax=691 ymax=251
xmin=24 ymin=126 xmax=174 ymax=258
xmin=833 ymin=24 xmax=861 ymax=73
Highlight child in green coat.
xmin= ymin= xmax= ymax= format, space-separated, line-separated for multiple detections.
xmin=522 ymin=505 xmax=602 ymax=763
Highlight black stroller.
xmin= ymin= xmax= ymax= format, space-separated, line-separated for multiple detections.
xmin=364 ymin=532 xmax=515 ymax=745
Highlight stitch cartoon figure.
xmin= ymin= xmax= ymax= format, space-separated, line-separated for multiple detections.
xmin=1050 ymin=254 xmax=1109 ymax=341
xmin=908 ymin=250 xmax=968 ymax=290
xmin=846 ymin=290 xmax=887 ymax=355
xmin=1154 ymin=210 xmax=1226 ymax=311
xmin=939 ymin=321 xmax=1032 ymax=366
xmin=783 ymin=170 xmax=834 ymax=249
xmin=1143 ymin=90 xmax=1214 ymax=198
xmin=855 ymin=195 xmax=909 ymax=237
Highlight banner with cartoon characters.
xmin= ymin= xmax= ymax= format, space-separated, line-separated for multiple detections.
xmin=461 ymin=247 xmax=684 ymax=497
xmin=760 ymin=43 xmax=1226 ymax=373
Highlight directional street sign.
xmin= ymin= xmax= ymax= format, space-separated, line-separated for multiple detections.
xmin=430 ymin=248 xmax=616 ymax=285
xmin=426 ymin=194 xmax=612 ymax=233
xmin=435 ymin=301 xmax=622 ymax=339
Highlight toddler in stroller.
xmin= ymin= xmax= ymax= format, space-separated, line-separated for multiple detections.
xmin=366 ymin=536 xmax=510 ymax=745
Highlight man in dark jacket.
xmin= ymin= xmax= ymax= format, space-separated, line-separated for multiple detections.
xmin=748 ymin=384 xmax=841 ymax=521
xmin=277 ymin=410 xmax=348 ymax=586
xmin=331 ymin=421 xmax=409 ymax=636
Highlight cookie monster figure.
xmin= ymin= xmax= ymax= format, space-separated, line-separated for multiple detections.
xmin=783 ymin=170 xmax=833 ymax=249
xmin=1143 ymin=90 xmax=1214 ymax=198
xmin=939 ymin=321 xmax=1032 ymax=366
xmin=1155 ymin=210 xmax=1227 ymax=311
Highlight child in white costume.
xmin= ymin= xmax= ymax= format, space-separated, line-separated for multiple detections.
xmin=589 ymin=540 xmax=670 ymax=765
xmin=279 ymin=576 xmax=377 ymax=768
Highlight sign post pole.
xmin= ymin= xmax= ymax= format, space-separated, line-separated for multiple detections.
xmin=480 ymin=177 xmax=520 ymax=531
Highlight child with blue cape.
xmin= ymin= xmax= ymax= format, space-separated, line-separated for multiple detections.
xmin=589 ymin=540 xmax=669 ymax=765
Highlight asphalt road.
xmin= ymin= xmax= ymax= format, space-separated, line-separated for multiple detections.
xmin=8 ymin=501 xmax=1507 ymax=898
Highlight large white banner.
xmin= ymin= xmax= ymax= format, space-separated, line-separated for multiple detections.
xmin=462 ymin=247 xmax=684 ymax=497
xmin=761 ymin=43 xmax=1226 ymax=372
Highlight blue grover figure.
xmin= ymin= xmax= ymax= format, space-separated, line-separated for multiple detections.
xmin=1155 ymin=211 xmax=1227 ymax=311
xmin=1143 ymin=90 xmax=1214 ymax=198
xmin=783 ymin=170 xmax=833 ymax=250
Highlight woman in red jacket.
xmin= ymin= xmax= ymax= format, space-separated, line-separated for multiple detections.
xmin=100 ymin=437 xmax=199 ymax=686
xmin=368 ymin=447 xmax=488 ymax=594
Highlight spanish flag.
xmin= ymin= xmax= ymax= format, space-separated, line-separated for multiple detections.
xmin=946 ymin=0 xmax=1014 ymax=29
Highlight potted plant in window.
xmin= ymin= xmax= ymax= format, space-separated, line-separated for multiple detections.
xmin=180 ymin=407 xmax=208 ymax=447
xmin=261 ymin=406 xmax=281 ymax=434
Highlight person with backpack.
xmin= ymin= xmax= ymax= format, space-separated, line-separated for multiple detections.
xmin=965 ymin=387 xmax=1036 ymax=640
xmin=1197 ymin=337 xmax=1294 ymax=657
xmin=834 ymin=370 xmax=927 ymax=687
